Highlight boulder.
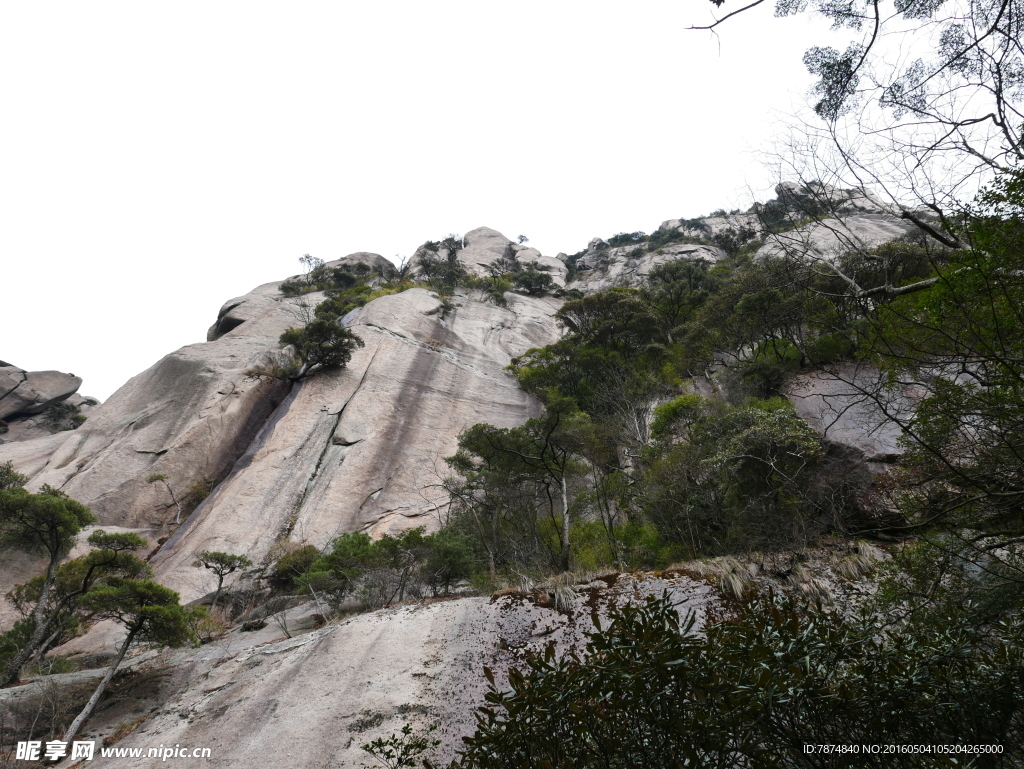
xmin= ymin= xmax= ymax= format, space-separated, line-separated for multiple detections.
xmin=453 ymin=226 xmax=515 ymax=276
xmin=207 ymin=282 xmax=284 ymax=341
xmin=785 ymin=364 xmax=920 ymax=463
xmin=511 ymin=245 xmax=568 ymax=287
xmin=0 ymin=368 xmax=82 ymax=420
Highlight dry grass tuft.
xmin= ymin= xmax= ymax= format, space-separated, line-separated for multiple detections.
xmin=834 ymin=540 xmax=887 ymax=580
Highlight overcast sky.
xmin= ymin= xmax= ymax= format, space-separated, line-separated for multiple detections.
xmin=1 ymin=2 xmax=843 ymax=401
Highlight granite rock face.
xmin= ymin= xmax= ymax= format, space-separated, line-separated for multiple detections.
xmin=785 ymin=364 xmax=921 ymax=463
xmin=420 ymin=226 xmax=569 ymax=288
xmin=658 ymin=211 xmax=766 ymax=240
xmin=569 ymin=241 xmax=725 ymax=293
xmin=151 ymin=287 xmax=561 ymax=602
xmin=755 ymin=214 xmax=919 ymax=263
xmin=0 ymin=254 xmax=561 ymax=603
xmin=67 ymin=573 xmax=715 ymax=769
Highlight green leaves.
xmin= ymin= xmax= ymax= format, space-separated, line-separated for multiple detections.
xmin=81 ymin=578 xmax=201 ymax=647
xmin=0 ymin=485 xmax=96 ymax=561
xmin=280 ymin=318 xmax=365 ymax=377
xmin=453 ymin=594 xmax=1024 ymax=768
xmin=193 ymin=551 xmax=253 ymax=578
xmin=640 ymin=396 xmax=824 ymax=557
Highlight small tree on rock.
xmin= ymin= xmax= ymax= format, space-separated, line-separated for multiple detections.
xmin=0 ymin=484 xmax=95 ymax=687
xmin=63 ymin=578 xmax=202 ymax=744
xmin=193 ymin=551 xmax=253 ymax=613
xmin=280 ymin=319 xmax=365 ymax=378
xmin=5 ymin=530 xmax=150 ymax=667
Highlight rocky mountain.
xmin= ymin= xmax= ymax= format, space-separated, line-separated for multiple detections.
xmin=0 ymin=186 xmax=924 ymax=767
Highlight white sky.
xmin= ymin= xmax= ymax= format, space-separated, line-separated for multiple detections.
xmin=1 ymin=1 xmax=843 ymax=401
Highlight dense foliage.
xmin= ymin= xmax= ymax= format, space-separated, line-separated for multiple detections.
xmin=449 ymin=595 xmax=1024 ymax=768
xmin=272 ymin=527 xmax=476 ymax=611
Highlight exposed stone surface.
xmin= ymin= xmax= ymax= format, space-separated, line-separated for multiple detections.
xmin=569 ymin=241 xmax=725 ymax=293
xmin=785 ymin=364 xmax=921 ymax=463
xmin=659 ymin=211 xmax=765 ymax=239
xmin=415 ymin=227 xmax=569 ymax=288
xmin=0 ymin=367 xmax=82 ymax=420
xmin=510 ymin=244 xmax=568 ymax=287
xmin=0 ymin=275 xmax=560 ymax=605
xmin=0 ymin=210 xmax=921 ymax=763
xmin=0 ymin=393 xmax=101 ymax=445
xmin=446 ymin=226 xmax=512 ymax=276
xmin=67 ymin=574 xmax=715 ymax=769
xmin=0 ymin=289 xmax=303 ymax=618
xmin=774 ymin=180 xmax=887 ymax=215
xmin=756 ymin=214 xmax=919 ymax=262
xmin=151 ymin=287 xmax=561 ymax=602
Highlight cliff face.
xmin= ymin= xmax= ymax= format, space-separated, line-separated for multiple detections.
xmin=0 ymin=207 xmax=919 ymax=765
xmin=0 ymin=251 xmax=561 ymax=604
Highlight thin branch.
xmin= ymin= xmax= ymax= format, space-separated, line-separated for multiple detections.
xmin=687 ymin=0 xmax=768 ymax=30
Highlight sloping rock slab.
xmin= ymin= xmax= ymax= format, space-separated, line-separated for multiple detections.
xmin=88 ymin=574 xmax=715 ymax=768
xmin=151 ymin=288 xmax=562 ymax=602
xmin=786 ymin=364 xmax=921 ymax=462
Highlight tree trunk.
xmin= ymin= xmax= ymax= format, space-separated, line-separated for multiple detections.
xmin=210 ymin=574 xmax=225 ymax=614
xmin=159 ymin=479 xmax=182 ymax=524
xmin=0 ymin=556 xmax=58 ymax=687
xmin=63 ymin=626 xmax=138 ymax=744
xmin=560 ymin=475 xmax=571 ymax=571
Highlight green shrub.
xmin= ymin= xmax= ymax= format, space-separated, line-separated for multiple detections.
xmin=42 ymin=402 xmax=86 ymax=432
xmin=511 ymin=268 xmax=554 ymax=296
xmin=269 ymin=545 xmax=321 ymax=591
xmin=422 ymin=530 xmax=477 ymax=596
xmin=806 ymin=331 xmax=855 ymax=364
xmin=452 ymin=594 xmax=1024 ymax=768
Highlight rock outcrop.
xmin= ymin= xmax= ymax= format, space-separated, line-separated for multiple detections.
xmin=0 ymin=366 xmax=82 ymax=421
xmin=755 ymin=214 xmax=919 ymax=262
xmin=569 ymin=241 xmax=725 ymax=293
xmin=422 ymin=227 xmax=569 ymax=288
xmin=47 ymin=573 xmax=713 ymax=769
xmin=785 ymin=364 xmax=920 ymax=464
xmin=0 ymin=254 xmax=561 ymax=604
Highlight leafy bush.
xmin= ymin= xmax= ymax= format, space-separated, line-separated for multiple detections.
xmin=301 ymin=528 xmax=480 ymax=610
xmin=606 ymin=231 xmax=647 ymax=247
xmin=510 ymin=267 xmax=554 ymax=296
xmin=451 ymin=594 xmax=1024 ymax=768
xmin=640 ymin=397 xmax=825 ymax=556
xmin=269 ymin=545 xmax=321 ymax=591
